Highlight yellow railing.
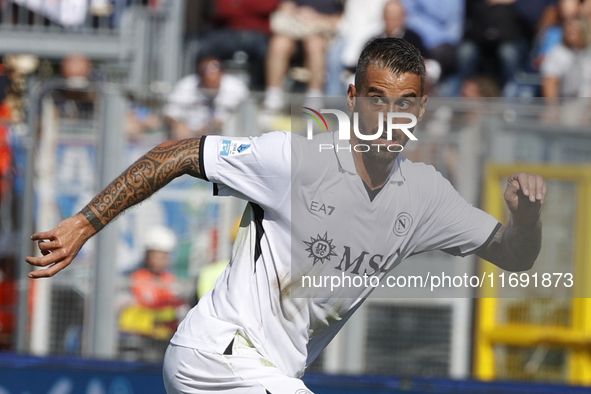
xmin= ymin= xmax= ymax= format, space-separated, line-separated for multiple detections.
xmin=474 ymin=164 xmax=591 ymax=385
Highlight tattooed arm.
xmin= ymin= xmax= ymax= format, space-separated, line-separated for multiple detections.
xmin=26 ymin=138 xmax=205 ymax=278
xmin=476 ymin=221 xmax=542 ymax=272
xmin=476 ymin=172 xmax=547 ymax=272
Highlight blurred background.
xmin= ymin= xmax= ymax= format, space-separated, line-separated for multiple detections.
xmin=1 ymin=0 xmax=591 ymax=393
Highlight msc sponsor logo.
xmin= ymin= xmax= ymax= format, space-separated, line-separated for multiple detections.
xmin=303 ymin=233 xmax=406 ymax=276
xmin=303 ymin=232 xmax=337 ymax=265
xmin=334 ymin=246 xmax=401 ymax=276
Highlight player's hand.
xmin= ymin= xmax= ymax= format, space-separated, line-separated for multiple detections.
xmin=25 ymin=213 xmax=95 ymax=278
xmin=504 ymin=172 xmax=547 ymax=225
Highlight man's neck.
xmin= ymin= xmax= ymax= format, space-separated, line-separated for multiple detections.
xmin=352 ymin=148 xmax=397 ymax=190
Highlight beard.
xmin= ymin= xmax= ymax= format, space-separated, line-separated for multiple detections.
xmin=355 ymin=117 xmax=408 ymax=163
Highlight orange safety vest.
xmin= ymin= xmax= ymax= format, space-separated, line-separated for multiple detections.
xmin=130 ymin=268 xmax=180 ymax=308
xmin=119 ymin=269 xmax=182 ymax=339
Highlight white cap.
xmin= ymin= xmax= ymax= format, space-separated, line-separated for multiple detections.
xmin=144 ymin=226 xmax=177 ymax=252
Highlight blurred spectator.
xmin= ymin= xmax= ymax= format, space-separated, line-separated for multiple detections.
xmin=334 ymin=1 xmax=441 ymax=95
xmin=12 ymin=0 xmax=88 ymax=27
xmin=61 ymin=53 xmax=92 ymax=88
xmin=456 ymin=0 xmax=525 ymax=95
xmin=382 ymin=0 xmax=428 ymax=55
xmin=531 ymin=0 xmax=581 ymax=70
xmin=263 ymin=0 xmax=342 ymax=111
xmin=163 ymin=56 xmax=249 ymax=140
xmin=378 ymin=1 xmax=441 ymax=92
xmin=125 ymin=102 xmax=163 ymax=141
xmin=130 ymin=227 xmax=182 ymax=310
xmin=3 ymin=55 xmax=39 ymax=124
xmin=119 ymin=226 xmax=187 ymax=362
xmin=514 ymin=0 xmax=558 ymax=45
xmin=0 ymin=63 xmax=8 ymax=106
xmin=541 ymin=16 xmax=591 ymax=97
xmin=0 ymin=105 xmax=11 ymax=208
xmin=461 ymin=76 xmax=502 ymax=98
xmin=325 ymin=0 xmax=388 ymax=96
xmin=196 ymin=0 xmax=280 ymax=90
xmin=0 ymin=63 xmax=11 ymax=208
xmin=51 ymin=54 xmax=96 ymax=120
xmin=400 ymin=0 xmax=464 ymax=78
xmin=0 ymin=260 xmax=16 ymax=350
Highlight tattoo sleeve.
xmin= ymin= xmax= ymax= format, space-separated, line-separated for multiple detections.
xmin=476 ymin=219 xmax=542 ymax=272
xmin=79 ymin=137 xmax=205 ymax=232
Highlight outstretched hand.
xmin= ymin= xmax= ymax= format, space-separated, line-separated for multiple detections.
xmin=504 ymin=172 xmax=547 ymax=225
xmin=25 ymin=213 xmax=95 ymax=278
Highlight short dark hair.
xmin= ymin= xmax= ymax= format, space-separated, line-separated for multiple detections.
xmin=355 ymin=37 xmax=426 ymax=94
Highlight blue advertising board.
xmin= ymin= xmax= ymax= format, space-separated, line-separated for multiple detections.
xmin=1 ymin=354 xmax=590 ymax=394
xmin=0 ymin=353 xmax=165 ymax=394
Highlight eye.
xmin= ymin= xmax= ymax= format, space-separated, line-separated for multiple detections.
xmin=397 ymin=99 xmax=412 ymax=110
xmin=370 ymin=97 xmax=386 ymax=106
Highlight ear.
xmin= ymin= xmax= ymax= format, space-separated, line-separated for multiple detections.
xmin=347 ymin=84 xmax=357 ymax=112
xmin=418 ymin=95 xmax=428 ymax=121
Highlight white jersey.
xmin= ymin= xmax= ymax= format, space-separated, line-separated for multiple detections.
xmin=171 ymin=131 xmax=499 ymax=378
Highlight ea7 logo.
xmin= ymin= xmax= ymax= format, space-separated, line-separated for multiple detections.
xmin=302 ymin=107 xmax=417 ymax=141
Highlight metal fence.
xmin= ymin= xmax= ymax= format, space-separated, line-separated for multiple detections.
xmin=2 ymin=0 xmax=151 ymax=32
xmin=0 ymin=0 xmax=185 ymax=89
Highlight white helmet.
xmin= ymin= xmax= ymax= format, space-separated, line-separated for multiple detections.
xmin=144 ymin=226 xmax=177 ymax=253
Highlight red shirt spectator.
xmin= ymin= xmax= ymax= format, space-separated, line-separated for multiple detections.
xmin=215 ymin=0 xmax=280 ymax=34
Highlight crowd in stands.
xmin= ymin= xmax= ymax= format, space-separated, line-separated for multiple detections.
xmin=3 ymin=0 xmax=591 ymax=140
xmin=179 ymin=0 xmax=591 ymax=127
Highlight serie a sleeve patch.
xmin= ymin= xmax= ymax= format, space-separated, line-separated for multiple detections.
xmin=219 ymin=139 xmax=253 ymax=157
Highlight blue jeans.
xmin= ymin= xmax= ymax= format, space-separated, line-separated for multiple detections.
xmin=444 ymin=39 xmax=524 ymax=96
xmin=459 ymin=40 xmax=523 ymax=83
xmin=324 ymin=36 xmax=348 ymax=96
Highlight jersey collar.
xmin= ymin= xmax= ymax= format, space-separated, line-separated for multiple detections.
xmin=333 ymin=132 xmax=406 ymax=183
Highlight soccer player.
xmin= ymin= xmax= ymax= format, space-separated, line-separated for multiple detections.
xmin=26 ymin=38 xmax=546 ymax=393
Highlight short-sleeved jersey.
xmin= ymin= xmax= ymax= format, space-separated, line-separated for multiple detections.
xmin=171 ymin=131 xmax=500 ymax=378
xmin=541 ymin=44 xmax=591 ymax=97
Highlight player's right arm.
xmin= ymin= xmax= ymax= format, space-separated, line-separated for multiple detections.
xmin=26 ymin=137 xmax=205 ymax=278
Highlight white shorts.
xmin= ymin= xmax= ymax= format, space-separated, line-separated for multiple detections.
xmin=163 ymin=334 xmax=314 ymax=394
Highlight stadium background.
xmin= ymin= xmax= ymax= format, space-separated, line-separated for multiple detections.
xmin=0 ymin=0 xmax=591 ymax=393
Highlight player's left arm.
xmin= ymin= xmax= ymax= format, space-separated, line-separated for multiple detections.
xmin=476 ymin=172 xmax=547 ymax=272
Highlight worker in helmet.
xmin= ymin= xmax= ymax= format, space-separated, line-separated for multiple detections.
xmin=119 ymin=226 xmax=186 ymax=361
xmin=131 ymin=226 xmax=181 ymax=309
